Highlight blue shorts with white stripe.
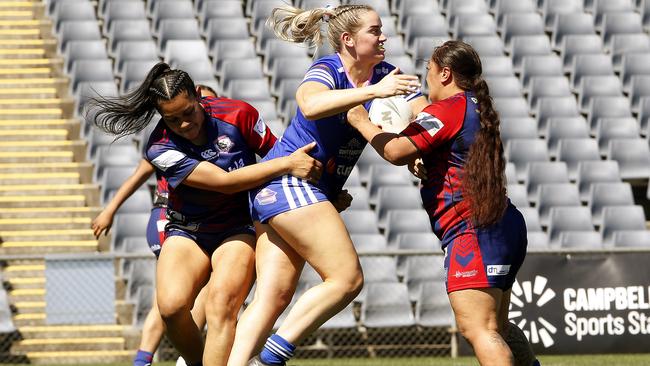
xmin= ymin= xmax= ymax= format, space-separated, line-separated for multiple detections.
xmin=249 ymin=175 xmax=329 ymax=223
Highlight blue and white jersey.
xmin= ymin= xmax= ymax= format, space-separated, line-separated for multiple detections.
xmin=262 ymin=53 xmax=422 ymax=197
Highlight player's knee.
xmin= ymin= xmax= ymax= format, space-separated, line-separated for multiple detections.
xmin=205 ymin=287 xmax=241 ymax=322
xmin=335 ymin=268 xmax=364 ymax=302
xmin=157 ymin=295 xmax=191 ymax=322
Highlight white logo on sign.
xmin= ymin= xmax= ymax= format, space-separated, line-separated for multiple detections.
xmin=509 ymin=275 xmax=558 ymax=348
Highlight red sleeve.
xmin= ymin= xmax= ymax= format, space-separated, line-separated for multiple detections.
xmin=400 ymin=93 xmax=466 ymax=156
xmin=203 ymin=97 xmax=277 ymax=156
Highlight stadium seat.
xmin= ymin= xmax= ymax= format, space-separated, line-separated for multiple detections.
xmin=134 ymin=285 xmax=155 ymax=326
xmin=263 ymin=39 xmax=310 ymax=74
xmin=151 ymin=0 xmax=195 ymax=36
xmin=601 ymin=205 xmax=647 ymax=245
xmin=403 ymin=256 xmax=445 ymax=301
xmin=612 ymin=230 xmax=650 ymax=248
xmin=341 ymin=210 xmax=380 ymax=235
xmin=576 ymin=160 xmax=622 ymax=202
xmin=396 ymin=0 xmax=440 ymax=32
xmin=463 ymin=35 xmax=505 ymax=57
xmin=492 ymin=97 xmax=529 ymax=118
xmin=544 ymin=117 xmax=590 ymax=156
xmin=87 ymin=127 xmax=134 ymax=158
xmin=276 ymin=78 xmax=302 ymax=120
xmin=499 ymin=117 xmax=537 ymax=145
xmin=199 ymin=0 xmax=245 ymax=33
xmin=505 ymin=162 xmax=517 ymax=184
xmin=114 ymin=40 xmax=159 ymax=77
xmin=50 ymin=0 xmax=89 ymax=16
xmin=452 ymin=14 xmax=497 ymax=39
xmin=102 ymin=1 xmax=146 ymax=34
xmin=479 ymin=56 xmax=515 ymax=77
xmin=226 ymin=79 xmax=273 ymax=103
xmin=510 ymin=35 xmax=552 ymax=72
xmin=385 ymin=209 xmax=432 ymax=248
xmin=606 ymin=139 xmax=650 ymax=180
xmin=366 ymin=165 xmax=414 ymax=204
xmin=570 ymin=54 xmax=615 ymax=90
xmin=446 ymin=0 xmax=490 ymax=29
xmin=501 ymin=13 xmax=545 ymax=50
xmin=528 ymin=76 xmax=572 ymax=112
xmin=557 ymin=138 xmax=601 ymax=181
xmin=205 ymin=18 xmax=250 ymax=52
xmin=525 ymin=162 xmax=570 ymax=202
xmin=75 ymin=80 xmax=118 ymax=119
xmin=493 ymin=0 xmax=536 ymax=30
xmin=536 ymin=183 xmax=582 ymax=226
xmin=519 ymin=207 xmax=543 ymax=232
xmin=592 ymin=0 xmax=635 ymax=29
xmin=344 ymin=166 xmax=362 ymax=188
xmin=359 ymin=256 xmax=399 ymax=284
xmin=507 ymin=184 xmax=529 ymax=208
xmin=536 ymin=96 xmax=580 ymax=132
xmin=70 ymin=59 xmax=114 ymax=95
xmin=320 ymin=304 xmax=357 ymax=329
xmin=547 ymin=206 xmax=595 ymax=245
xmin=375 ymin=186 xmax=422 ymax=229
xmin=53 ymin=1 xmax=97 ymax=34
xmin=175 ymin=60 xmax=216 ymax=86
xmin=588 ymin=182 xmax=635 ymax=226
xmin=610 ymin=34 xmax=650 ymax=69
xmin=638 ymin=96 xmax=650 ymax=135
xmin=248 ymin=100 xmax=280 ymax=122
xmin=505 ymin=138 xmax=549 ymax=181
xmin=360 ymin=283 xmax=415 ymax=328
xmin=346 ymin=186 xmax=370 ymax=210
xmin=519 ymin=54 xmax=564 ymax=92
xmin=396 ymin=232 xmax=441 ymax=252
xmin=559 ymin=34 xmax=604 ymax=73
xmin=629 ymin=75 xmax=650 ymax=113
xmin=486 ymin=76 xmax=523 ymax=99
xmin=58 ymin=20 xmax=102 ymax=53
xmin=403 ymin=14 xmax=448 ymax=51
xmin=541 ymin=0 xmax=584 ymax=30
xmin=63 ymin=40 xmax=109 ymax=76
xmin=251 ymin=0 xmax=289 ymax=35
xmin=594 ymin=118 xmax=640 ymax=155
xmin=384 ymin=54 xmax=416 ymax=76
xmin=93 ymin=144 xmax=141 ymax=181
xmin=601 ymin=12 xmax=643 ymax=48
xmin=587 ymin=96 xmax=633 ymax=132
xmin=551 ymin=13 xmax=596 ymax=49
xmin=415 ymin=281 xmax=453 ymax=327
xmin=211 ymin=39 xmax=257 ymax=75
xmin=219 ymin=58 xmax=264 ymax=92
xmin=412 ymin=36 xmax=450 ymax=72
xmin=98 ymin=0 xmax=140 ymax=17
xmin=576 ymin=76 xmax=624 ymax=113
xmin=120 ymin=60 xmax=160 ymax=94
xmin=269 ymin=57 xmax=312 ymax=96
xmin=156 ymin=19 xmax=202 ymax=55
xmin=350 ymin=233 xmax=388 ymax=253
xmin=300 ymin=0 xmax=341 ymax=9
xmin=163 ymin=40 xmax=210 ymax=70
xmin=527 ymin=231 xmax=550 ymax=251
xmin=109 ymin=212 xmax=151 ymax=252
xmin=557 ymin=231 xmax=603 ymax=249
xmin=107 ymin=20 xmax=153 ymax=56
xmin=104 ymin=189 xmax=153 ymax=214
xmin=620 ymin=53 xmax=650 ymax=93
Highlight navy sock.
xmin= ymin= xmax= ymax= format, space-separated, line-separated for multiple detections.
xmin=259 ymin=334 xmax=296 ymax=366
xmin=133 ymin=350 xmax=154 ymax=366
xmin=533 ymin=360 xmax=541 ymax=366
xmin=187 ymin=362 xmax=203 ymax=366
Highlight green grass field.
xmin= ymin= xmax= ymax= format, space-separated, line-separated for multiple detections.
xmin=20 ymin=354 xmax=648 ymax=366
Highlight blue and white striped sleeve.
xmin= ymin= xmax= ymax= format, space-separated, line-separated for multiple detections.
xmin=302 ymin=63 xmax=336 ymax=90
xmin=404 ymin=89 xmax=423 ymax=102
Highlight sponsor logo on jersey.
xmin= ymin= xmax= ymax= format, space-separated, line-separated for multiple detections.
xmin=471 ymin=97 xmax=478 ymax=104
xmin=415 ymin=112 xmax=444 ymax=137
xmin=201 ymin=149 xmax=218 ymax=159
xmin=454 ymin=269 xmax=478 ymax=278
xmin=151 ymin=150 xmax=186 ymax=171
xmin=254 ymin=117 xmax=267 ymax=138
xmin=216 ymin=135 xmax=234 ymax=153
xmin=255 ymin=188 xmax=277 ymax=205
xmin=487 ymin=264 xmax=511 ymax=276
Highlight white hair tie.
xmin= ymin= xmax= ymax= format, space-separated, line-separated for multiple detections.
xmin=322 ymin=4 xmax=334 ymax=23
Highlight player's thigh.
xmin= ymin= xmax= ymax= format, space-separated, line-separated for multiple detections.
xmin=497 ymin=289 xmax=513 ymax=330
xmin=209 ymin=233 xmax=256 ymax=303
xmin=157 ymin=235 xmax=211 ymax=305
xmin=449 ymin=287 xmax=504 ymax=334
xmin=269 ymin=201 xmax=361 ymax=281
xmin=254 ymin=221 xmax=304 ymax=303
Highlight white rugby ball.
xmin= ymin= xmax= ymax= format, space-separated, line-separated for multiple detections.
xmin=368 ymin=96 xmax=413 ymax=133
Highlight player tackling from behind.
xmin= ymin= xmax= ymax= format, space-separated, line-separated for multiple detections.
xmin=346 ymin=40 xmax=540 ymax=366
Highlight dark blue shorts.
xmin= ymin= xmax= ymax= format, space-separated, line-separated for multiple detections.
xmin=443 ymin=203 xmax=528 ymax=293
xmin=146 ymin=207 xmax=167 ymax=258
xmin=165 ymin=224 xmax=255 ymax=256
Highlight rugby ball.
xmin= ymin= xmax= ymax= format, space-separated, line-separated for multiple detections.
xmin=368 ymin=96 xmax=413 ymax=133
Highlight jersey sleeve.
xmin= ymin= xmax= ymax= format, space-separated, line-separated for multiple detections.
xmin=400 ymin=94 xmax=466 ymax=156
xmin=235 ymin=101 xmax=277 ymax=157
xmin=302 ymin=62 xmax=337 ymax=90
xmin=145 ymin=140 xmax=200 ymax=189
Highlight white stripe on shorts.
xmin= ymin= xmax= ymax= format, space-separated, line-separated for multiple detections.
xmin=301 ymin=179 xmax=318 ymax=203
xmin=282 ymin=175 xmax=297 ymax=209
xmin=291 ymin=176 xmax=308 ymax=206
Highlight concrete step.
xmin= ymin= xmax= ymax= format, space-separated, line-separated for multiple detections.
xmin=0 ymin=240 xmax=98 ymax=255
xmin=4 ymin=276 xmax=44 ymax=290
xmin=0 ymin=98 xmax=73 ymax=112
xmin=18 ymin=324 xmax=130 ymax=339
xmin=0 ymin=39 xmax=56 ymax=52
xmin=20 ymin=349 xmax=133 ymax=365
xmin=0 ymin=206 xmax=101 ymax=219
xmin=0 ymin=216 xmax=93 ymax=230
xmin=0 ymin=86 xmax=58 ymax=98
xmin=0 ymin=27 xmax=41 ymax=39
xmin=0 ymin=1 xmax=44 ymax=17
xmin=0 ymin=194 xmax=87 ymax=208
xmin=12 ymin=312 xmax=46 ymax=326
xmin=0 ymin=128 xmax=69 ymax=141
xmin=0 ymin=228 xmax=95 ymax=241
xmin=0 ymin=172 xmax=82 ymax=185
xmin=13 ymin=299 xmax=43 ymax=313
xmin=0 ymin=58 xmax=61 ymax=68
xmin=0 ymin=119 xmax=81 ymax=138
xmin=0 ymin=184 xmax=99 ymax=205
xmin=0 ymin=107 xmax=64 ymax=119
xmin=0 ymin=140 xmax=86 ymax=158
xmin=11 ymin=337 xmax=127 ymax=353
xmin=0 ymin=9 xmax=37 ymax=21
xmin=0 ymin=162 xmax=92 ymax=182
xmin=0 ymin=151 xmax=74 ymax=163
xmin=0 ymin=76 xmax=67 ymax=93
xmin=0 ymin=66 xmax=61 ymax=79
xmin=8 ymin=287 xmax=43 ymax=302
xmin=1 ymin=262 xmax=45 ymax=279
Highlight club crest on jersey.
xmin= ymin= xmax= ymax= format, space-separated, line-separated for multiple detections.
xmin=255 ymin=188 xmax=277 ymax=205
xmin=253 ymin=117 xmax=267 ymax=138
xmin=415 ymin=112 xmax=444 ymax=137
xmin=200 ymin=149 xmax=218 ymax=159
xmin=470 ymin=97 xmax=478 ymax=104
xmin=215 ymin=135 xmax=234 ymax=153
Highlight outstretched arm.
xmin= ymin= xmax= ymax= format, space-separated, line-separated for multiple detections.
xmin=92 ymin=159 xmax=155 ymax=238
xmin=182 ymin=142 xmax=322 ymax=194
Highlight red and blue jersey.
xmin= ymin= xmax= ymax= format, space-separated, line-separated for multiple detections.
xmin=144 ymin=96 xmax=276 ymax=233
xmin=401 ymin=91 xmax=480 ymax=244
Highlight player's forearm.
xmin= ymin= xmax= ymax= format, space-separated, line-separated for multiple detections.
xmin=185 ymin=159 xmax=291 ymax=194
xmin=354 ymin=120 xmax=416 ymax=165
xmin=104 ymin=162 xmax=154 ymax=213
xmin=299 ymin=86 xmax=379 ymax=120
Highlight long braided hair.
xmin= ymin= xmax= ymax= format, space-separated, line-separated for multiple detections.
xmin=431 ymin=41 xmax=507 ymax=227
xmin=88 ymin=62 xmax=197 ymax=136
xmin=267 ymin=4 xmax=373 ymax=52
